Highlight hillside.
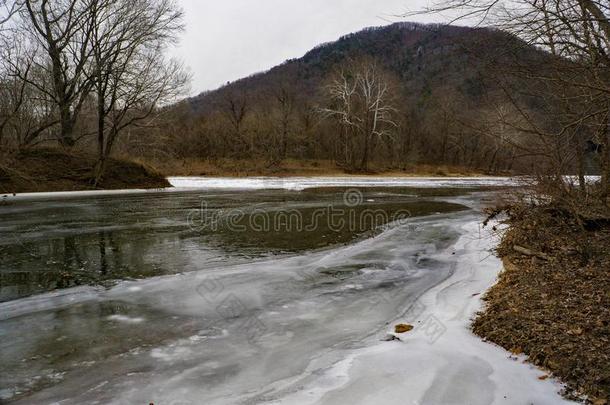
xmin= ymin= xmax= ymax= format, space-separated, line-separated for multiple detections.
xmin=127 ymin=22 xmax=552 ymax=175
xmin=188 ymin=23 xmax=532 ymax=112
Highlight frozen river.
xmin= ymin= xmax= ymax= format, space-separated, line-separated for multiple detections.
xmin=0 ymin=178 xmax=572 ymax=404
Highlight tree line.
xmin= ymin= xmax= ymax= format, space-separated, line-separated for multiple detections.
xmin=143 ymin=39 xmax=532 ymax=176
xmin=2 ymin=1 xmax=607 ymax=200
xmin=144 ymin=2 xmax=608 ymax=201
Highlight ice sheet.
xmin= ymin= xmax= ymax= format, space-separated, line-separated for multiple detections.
xmin=268 ymin=220 xmax=576 ymax=405
xmin=0 ymin=187 xmax=171 ymax=201
xmin=168 ymin=176 xmax=517 ymax=191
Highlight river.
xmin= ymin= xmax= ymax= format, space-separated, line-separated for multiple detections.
xmin=1 ymin=177 xmax=570 ymax=404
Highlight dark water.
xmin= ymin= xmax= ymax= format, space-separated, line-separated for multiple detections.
xmin=0 ymin=188 xmax=469 ymax=302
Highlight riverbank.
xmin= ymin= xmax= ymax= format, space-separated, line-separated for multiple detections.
xmin=147 ymin=157 xmax=491 ymax=178
xmin=0 ymin=148 xmax=170 ymax=194
xmin=473 ymin=203 xmax=610 ymax=403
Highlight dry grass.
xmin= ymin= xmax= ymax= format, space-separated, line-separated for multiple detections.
xmin=143 ymin=157 xmax=488 ymax=178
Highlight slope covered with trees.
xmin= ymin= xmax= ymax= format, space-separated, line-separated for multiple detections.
xmin=140 ymin=22 xmax=562 ymax=175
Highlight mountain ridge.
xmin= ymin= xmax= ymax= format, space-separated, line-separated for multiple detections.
xmin=185 ymin=21 xmax=529 ymax=114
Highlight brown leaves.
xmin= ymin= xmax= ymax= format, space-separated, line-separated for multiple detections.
xmin=510 ymin=347 xmax=523 ymax=355
xmin=566 ymin=327 xmax=583 ymax=336
xmin=473 ymin=203 xmax=610 ymax=401
xmin=394 ymin=324 xmax=414 ymax=334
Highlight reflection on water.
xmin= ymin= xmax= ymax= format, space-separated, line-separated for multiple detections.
xmin=0 ymin=188 xmax=468 ymax=302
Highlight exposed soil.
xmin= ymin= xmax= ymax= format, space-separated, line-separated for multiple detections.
xmin=474 ymin=203 xmax=610 ymax=403
xmin=0 ymin=148 xmax=170 ymax=194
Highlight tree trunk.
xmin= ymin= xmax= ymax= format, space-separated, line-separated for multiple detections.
xmin=579 ymin=1 xmax=610 ymax=42
xmin=59 ymin=105 xmax=75 ymax=147
xmin=49 ymin=38 xmax=75 ymax=147
xmin=281 ymin=125 xmax=288 ymax=160
xmin=576 ymin=137 xmax=586 ymax=193
xmin=601 ymin=124 xmax=610 ymax=202
xmin=94 ymin=123 xmax=119 ymax=187
xmin=93 ymin=88 xmax=106 ymax=187
xmin=93 ymin=157 xmax=106 ymax=188
xmin=360 ymin=133 xmax=370 ymax=171
xmin=488 ymin=147 xmax=499 ymax=174
xmin=97 ymin=97 xmax=105 ymax=162
xmin=440 ymin=132 xmax=448 ymax=163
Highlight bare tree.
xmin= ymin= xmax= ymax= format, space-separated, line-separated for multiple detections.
xmin=88 ymin=0 xmax=188 ymax=184
xmin=320 ymin=60 xmax=398 ymax=171
xmin=413 ymin=0 xmax=610 ymax=199
xmin=0 ymin=29 xmax=57 ymax=148
xmin=274 ymin=84 xmax=295 ymax=161
xmin=0 ymin=40 xmax=29 ymax=146
xmin=222 ymin=93 xmax=249 ymax=155
xmin=19 ymin=0 xmax=97 ymax=146
xmin=95 ymin=54 xmax=188 ymax=183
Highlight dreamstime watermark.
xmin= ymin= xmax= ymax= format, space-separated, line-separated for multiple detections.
xmin=186 ymin=189 xmax=412 ymax=234
xmin=343 ymin=188 xmax=364 ymax=207
xmin=289 ymin=255 xmax=449 ymax=345
xmin=369 ymin=261 xmax=452 ymax=345
xmin=188 ymin=188 xmax=448 ymax=346
xmin=195 ymin=276 xmax=267 ymax=344
xmin=403 ymin=300 xmax=448 ymax=344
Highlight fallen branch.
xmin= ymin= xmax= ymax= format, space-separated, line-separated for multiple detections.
xmin=513 ymin=245 xmax=549 ymax=261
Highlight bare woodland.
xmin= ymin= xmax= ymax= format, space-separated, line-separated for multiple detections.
xmin=413 ymin=0 xmax=609 ymax=200
xmin=150 ymin=24 xmax=532 ymax=175
xmin=320 ymin=60 xmax=399 ymax=172
xmin=0 ymin=0 xmax=188 ymax=183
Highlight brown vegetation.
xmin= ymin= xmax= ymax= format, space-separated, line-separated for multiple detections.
xmin=394 ymin=324 xmax=415 ymax=334
xmin=0 ymin=148 xmax=169 ymax=194
xmin=413 ymin=2 xmax=610 ymax=400
xmin=151 ymin=157 xmax=487 ymax=177
xmin=476 ymin=201 xmax=610 ymax=403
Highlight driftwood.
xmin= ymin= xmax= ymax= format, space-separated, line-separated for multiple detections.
xmin=513 ymin=245 xmax=550 ymax=261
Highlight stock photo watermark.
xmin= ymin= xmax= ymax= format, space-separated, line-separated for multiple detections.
xmin=189 ymin=188 xmax=447 ymax=346
xmin=402 ymin=300 xmax=447 ymax=344
xmin=187 ymin=188 xmax=412 ymax=234
xmin=195 ymin=276 xmax=267 ymax=344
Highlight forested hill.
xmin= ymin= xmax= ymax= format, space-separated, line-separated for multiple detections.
xmin=187 ymin=22 xmax=534 ymax=113
xmin=155 ymin=22 xmax=550 ymax=174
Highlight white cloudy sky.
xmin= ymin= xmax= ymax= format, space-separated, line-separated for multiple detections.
xmin=173 ymin=0 xmax=448 ymax=95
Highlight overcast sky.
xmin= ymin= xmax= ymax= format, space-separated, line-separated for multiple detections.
xmin=173 ymin=0 xmax=446 ymax=96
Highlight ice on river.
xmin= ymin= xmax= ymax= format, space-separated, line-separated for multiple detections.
xmin=0 ymin=189 xmax=573 ymax=404
xmin=272 ymin=219 xmax=576 ymax=405
xmin=168 ymin=176 xmax=517 ymax=191
xmin=1 ymin=176 xmax=515 ymax=201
